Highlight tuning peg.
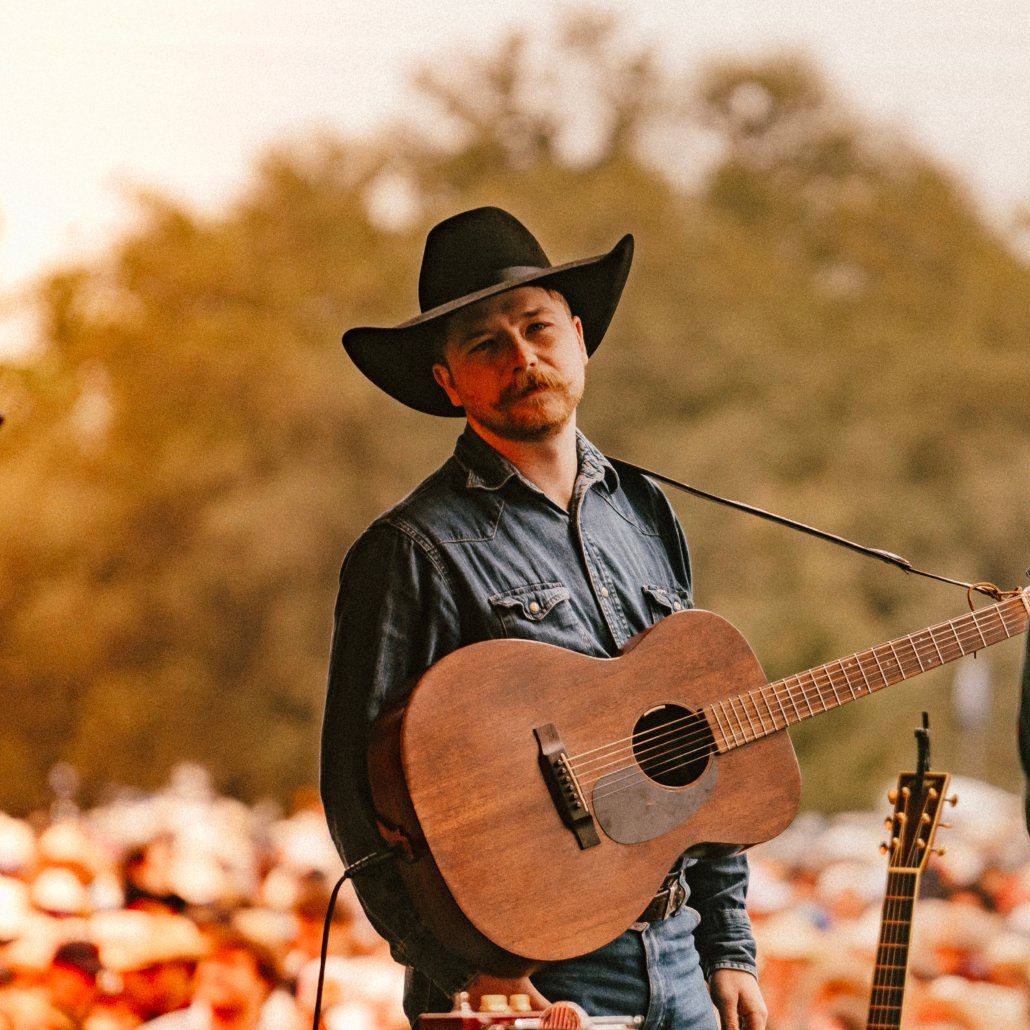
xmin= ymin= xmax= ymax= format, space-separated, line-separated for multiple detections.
xmin=883 ymin=818 xmax=894 ymax=830
xmin=946 ymin=794 xmax=959 ymax=807
xmin=932 ymin=846 xmax=946 ymax=857
xmin=920 ymin=813 xmax=932 ymax=825
xmin=939 ymin=821 xmax=952 ymax=829
xmin=887 ymin=789 xmax=898 ymax=804
xmin=879 ymin=842 xmax=889 ymax=854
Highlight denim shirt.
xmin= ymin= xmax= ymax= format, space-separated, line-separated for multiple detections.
xmin=320 ymin=425 xmax=757 ymax=1008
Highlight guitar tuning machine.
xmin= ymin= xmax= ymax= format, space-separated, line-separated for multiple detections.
xmin=932 ymin=845 xmax=947 ymax=857
xmin=887 ymin=789 xmax=898 ymax=804
xmin=946 ymin=794 xmax=959 ymax=807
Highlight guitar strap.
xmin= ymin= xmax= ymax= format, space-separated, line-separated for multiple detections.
xmin=607 ymin=456 xmax=1007 ymax=600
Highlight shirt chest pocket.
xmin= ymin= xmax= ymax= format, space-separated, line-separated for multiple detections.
xmin=487 ymin=580 xmax=589 ymax=651
xmin=642 ymin=584 xmax=692 ymax=625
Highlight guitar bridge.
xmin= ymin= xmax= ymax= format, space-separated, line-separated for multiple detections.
xmin=534 ymin=723 xmax=600 ymax=850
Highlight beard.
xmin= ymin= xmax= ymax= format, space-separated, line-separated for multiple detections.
xmin=475 ymin=367 xmax=584 ymax=442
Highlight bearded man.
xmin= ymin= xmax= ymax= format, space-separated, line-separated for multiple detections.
xmin=321 ymin=207 xmax=767 ymax=1029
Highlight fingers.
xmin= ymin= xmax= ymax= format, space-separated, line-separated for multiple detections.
xmin=740 ymin=999 xmax=768 ymax=1030
xmin=526 ymin=984 xmax=551 ymax=1011
xmin=710 ymin=969 xmax=767 ymax=1030
xmin=464 ymin=973 xmax=550 ymax=1013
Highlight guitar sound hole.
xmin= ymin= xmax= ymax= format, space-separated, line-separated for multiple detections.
xmin=632 ymin=704 xmax=714 ymax=787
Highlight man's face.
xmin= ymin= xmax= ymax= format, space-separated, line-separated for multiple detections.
xmin=432 ymin=286 xmax=587 ymax=442
xmin=122 ymin=960 xmax=196 ymax=1019
xmin=194 ymin=947 xmax=270 ymax=1023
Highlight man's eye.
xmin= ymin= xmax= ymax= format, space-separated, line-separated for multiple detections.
xmin=527 ymin=322 xmax=550 ymax=333
xmin=470 ymin=339 xmax=494 ymax=353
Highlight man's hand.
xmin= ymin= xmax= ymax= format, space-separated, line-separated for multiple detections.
xmin=463 ymin=973 xmax=550 ymax=1013
xmin=709 ymin=969 xmax=767 ymax=1030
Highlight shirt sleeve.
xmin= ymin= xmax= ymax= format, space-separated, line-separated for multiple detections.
xmin=685 ymin=852 xmax=758 ymax=980
xmin=320 ymin=520 xmax=478 ymax=994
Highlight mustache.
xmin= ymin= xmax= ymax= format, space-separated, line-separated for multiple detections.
xmin=501 ymin=368 xmax=566 ymax=403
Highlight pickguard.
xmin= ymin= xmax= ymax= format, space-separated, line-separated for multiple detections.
xmin=591 ymin=757 xmax=718 ymax=844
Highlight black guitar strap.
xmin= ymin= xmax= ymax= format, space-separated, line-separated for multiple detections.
xmin=608 ymin=456 xmax=1005 ymax=600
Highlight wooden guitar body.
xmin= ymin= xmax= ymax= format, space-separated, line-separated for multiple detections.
xmin=367 ymin=609 xmax=801 ymax=972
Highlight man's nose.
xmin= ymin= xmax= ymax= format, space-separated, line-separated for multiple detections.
xmin=502 ymin=329 xmax=537 ymax=369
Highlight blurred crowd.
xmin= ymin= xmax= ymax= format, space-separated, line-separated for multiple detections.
xmin=0 ymin=765 xmax=1027 ymax=1030
xmin=0 ymin=765 xmax=403 ymax=1030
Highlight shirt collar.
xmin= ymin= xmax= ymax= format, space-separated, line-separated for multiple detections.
xmin=453 ymin=424 xmax=621 ymax=494
xmin=454 ymin=424 xmax=518 ymax=491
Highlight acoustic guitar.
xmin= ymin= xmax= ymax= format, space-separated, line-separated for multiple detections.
xmin=368 ymin=588 xmax=1028 ymax=975
xmin=866 ymin=765 xmax=951 ymax=1030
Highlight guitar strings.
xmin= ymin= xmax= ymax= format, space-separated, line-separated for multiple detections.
xmin=568 ymin=601 xmax=1009 ymax=778
xmin=580 ymin=613 xmax=1008 ymax=802
xmin=586 ymin=614 xmax=991 ymax=802
xmin=568 ymin=600 xmax=1017 ymax=782
xmin=576 ymin=601 xmax=1016 ymax=787
xmin=572 ymin=606 xmax=1009 ymax=789
xmin=869 ymin=784 xmax=934 ymax=1024
xmin=587 ymin=625 xmax=994 ymax=801
xmin=585 ymin=610 xmax=1016 ymax=805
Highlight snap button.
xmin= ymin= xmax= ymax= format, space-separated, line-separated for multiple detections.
xmin=528 ymin=601 xmax=540 ymax=614
xmin=600 ymin=587 xmax=610 ymax=599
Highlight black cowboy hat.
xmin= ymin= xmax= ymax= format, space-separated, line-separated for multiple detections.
xmin=342 ymin=206 xmax=633 ymax=416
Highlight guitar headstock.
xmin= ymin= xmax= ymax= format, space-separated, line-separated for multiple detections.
xmin=880 ymin=771 xmax=955 ymax=872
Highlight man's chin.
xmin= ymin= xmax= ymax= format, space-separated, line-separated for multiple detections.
xmin=482 ymin=407 xmax=572 ymax=443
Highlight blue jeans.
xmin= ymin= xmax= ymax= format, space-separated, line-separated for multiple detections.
xmin=530 ymin=907 xmax=718 ymax=1030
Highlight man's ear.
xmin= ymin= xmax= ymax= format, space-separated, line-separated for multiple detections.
xmin=572 ymin=315 xmax=587 ymax=363
xmin=432 ymin=362 xmax=463 ymax=408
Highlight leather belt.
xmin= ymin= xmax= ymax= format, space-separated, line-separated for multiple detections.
xmin=631 ymin=877 xmax=687 ymax=931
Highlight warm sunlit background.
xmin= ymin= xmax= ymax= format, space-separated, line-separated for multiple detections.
xmin=1 ymin=3 xmax=1028 ymax=1028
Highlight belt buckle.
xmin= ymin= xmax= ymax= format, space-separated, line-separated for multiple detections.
xmin=663 ymin=880 xmax=686 ymax=919
xmin=631 ymin=879 xmax=685 ymax=932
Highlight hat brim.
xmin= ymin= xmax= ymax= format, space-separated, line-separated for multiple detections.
xmin=342 ymin=234 xmax=634 ymax=416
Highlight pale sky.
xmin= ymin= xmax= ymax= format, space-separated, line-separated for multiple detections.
xmin=2 ymin=1 xmax=1028 ymax=319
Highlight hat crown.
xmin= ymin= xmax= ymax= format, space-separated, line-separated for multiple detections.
xmin=418 ymin=207 xmax=551 ymax=313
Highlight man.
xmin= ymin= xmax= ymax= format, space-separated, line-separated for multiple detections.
xmin=96 ymin=910 xmax=207 ymax=1024
xmin=46 ymin=941 xmax=102 ymax=1027
xmin=142 ymin=926 xmax=280 ymax=1029
xmin=321 ymin=207 xmax=767 ymax=1028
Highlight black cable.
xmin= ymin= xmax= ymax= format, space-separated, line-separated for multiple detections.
xmin=311 ymin=850 xmax=396 ymax=1030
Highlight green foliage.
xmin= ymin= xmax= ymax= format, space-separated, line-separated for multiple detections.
xmin=1 ymin=15 xmax=1027 ymax=813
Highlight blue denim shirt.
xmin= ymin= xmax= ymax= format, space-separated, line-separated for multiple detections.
xmin=320 ymin=425 xmax=757 ymax=1008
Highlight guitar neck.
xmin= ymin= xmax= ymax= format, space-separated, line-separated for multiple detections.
xmin=866 ymin=869 xmax=920 ymax=1029
xmin=707 ymin=591 xmax=1029 ymax=752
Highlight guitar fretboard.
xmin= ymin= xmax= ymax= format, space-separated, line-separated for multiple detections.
xmin=706 ymin=593 xmax=1028 ymax=753
xmin=866 ymin=868 xmax=919 ymax=1030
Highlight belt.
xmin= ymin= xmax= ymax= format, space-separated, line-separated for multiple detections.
xmin=631 ymin=876 xmax=687 ymax=931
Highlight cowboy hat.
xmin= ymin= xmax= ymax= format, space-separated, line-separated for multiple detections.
xmin=342 ymin=206 xmax=633 ymax=416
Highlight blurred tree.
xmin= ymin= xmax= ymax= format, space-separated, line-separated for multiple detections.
xmin=0 ymin=12 xmax=1027 ymax=813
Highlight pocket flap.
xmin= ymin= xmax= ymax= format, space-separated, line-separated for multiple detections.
xmin=489 ymin=581 xmax=571 ymax=621
xmin=643 ymin=584 xmax=691 ymax=613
